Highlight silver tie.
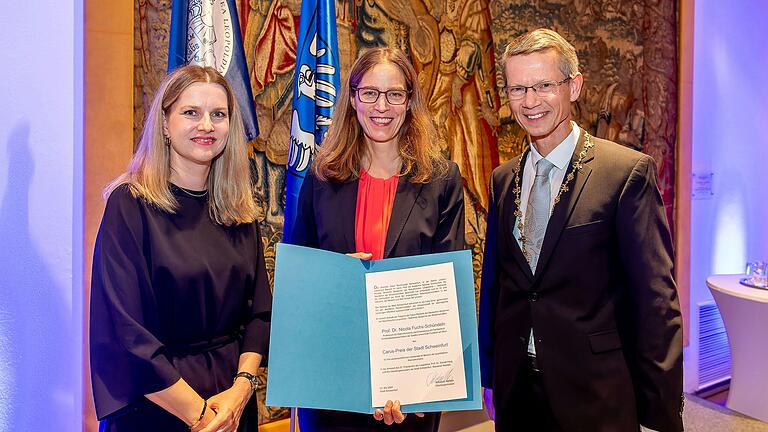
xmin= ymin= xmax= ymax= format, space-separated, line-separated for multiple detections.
xmin=523 ymin=158 xmax=555 ymax=273
xmin=524 ymin=158 xmax=555 ymax=357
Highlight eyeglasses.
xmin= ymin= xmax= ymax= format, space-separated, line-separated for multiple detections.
xmin=506 ymin=77 xmax=571 ymax=100
xmin=352 ymin=86 xmax=411 ymax=105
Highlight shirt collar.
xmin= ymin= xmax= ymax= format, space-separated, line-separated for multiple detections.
xmin=529 ymin=122 xmax=580 ymax=170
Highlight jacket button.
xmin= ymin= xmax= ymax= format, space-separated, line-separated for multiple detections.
xmin=529 ymin=292 xmax=539 ymax=302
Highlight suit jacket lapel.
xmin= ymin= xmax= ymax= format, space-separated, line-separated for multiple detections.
xmin=502 ymin=152 xmax=535 ymax=281
xmin=337 ymin=179 xmax=358 ymax=253
xmin=534 ymin=129 xmax=594 ymax=283
xmin=383 ymin=176 xmax=423 ymax=258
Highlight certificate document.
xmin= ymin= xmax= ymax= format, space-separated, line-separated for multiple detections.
xmin=366 ymin=263 xmax=467 ymax=406
xmin=267 ymin=244 xmax=481 ymax=414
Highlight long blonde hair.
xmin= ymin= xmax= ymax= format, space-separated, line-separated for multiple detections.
xmin=312 ymin=48 xmax=446 ymax=183
xmin=105 ymin=65 xmax=257 ymax=226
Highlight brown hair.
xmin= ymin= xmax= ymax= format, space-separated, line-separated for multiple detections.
xmin=105 ymin=65 xmax=257 ymax=226
xmin=502 ymin=28 xmax=580 ymax=83
xmin=312 ymin=47 xmax=445 ymax=183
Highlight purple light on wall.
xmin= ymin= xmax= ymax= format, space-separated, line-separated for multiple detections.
xmin=0 ymin=0 xmax=83 ymax=429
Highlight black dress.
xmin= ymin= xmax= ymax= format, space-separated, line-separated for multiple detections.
xmin=90 ymin=184 xmax=272 ymax=431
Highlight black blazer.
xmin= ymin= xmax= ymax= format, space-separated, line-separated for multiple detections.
xmin=479 ymin=129 xmax=683 ymax=432
xmin=288 ymin=161 xmax=466 ymax=432
xmin=290 ymin=161 xmax=465 ymax=257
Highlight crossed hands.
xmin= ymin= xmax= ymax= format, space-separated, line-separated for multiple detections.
xmin=197 ymin=381 xmax=252 ymax=432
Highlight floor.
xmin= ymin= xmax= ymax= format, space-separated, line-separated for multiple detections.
xmin=438 ymin=410 xmax=493 ymax=432
xmin=271 ymin=388 xmax=767 ymax=432
xmin=705 ymin=388 xmax=730 ymax=407
xmin=437 ymin=389 xmax=768 ymax=432
xmin=685 ymin=392 xmax=768 ymax=431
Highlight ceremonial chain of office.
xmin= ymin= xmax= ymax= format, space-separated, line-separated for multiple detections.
xmin=513 ymin=132 xmax=594 ymax=261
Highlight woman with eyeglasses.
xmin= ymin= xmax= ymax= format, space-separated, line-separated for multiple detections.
xmin=289 ymin=47 xmax=465 ymax=431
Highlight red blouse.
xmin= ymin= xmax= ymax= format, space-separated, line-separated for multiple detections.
xmin=354 ymin=169 xmax=399 ymax=260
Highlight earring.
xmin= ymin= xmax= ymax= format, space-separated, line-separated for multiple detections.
xmin=163 ymin=135 xmax=171 ymax=146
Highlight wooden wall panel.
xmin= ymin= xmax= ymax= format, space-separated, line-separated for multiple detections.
xmin=84 ymin=1 xmax=134 ymax=430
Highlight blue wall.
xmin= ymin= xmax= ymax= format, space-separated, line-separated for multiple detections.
xmin=0 ymin=1 xmax=84 ymax=429
xmin=685 ymin=0 xmax=768 ymax=391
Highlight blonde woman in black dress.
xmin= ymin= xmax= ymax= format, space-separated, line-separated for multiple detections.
xmin=90 ymin=65 xmax=271 ymax=432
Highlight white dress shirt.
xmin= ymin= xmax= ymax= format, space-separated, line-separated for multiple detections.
xmin=513 ymin=121 xmax=580 ymax=244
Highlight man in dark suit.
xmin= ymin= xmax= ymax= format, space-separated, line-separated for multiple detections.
xmin=478 ymin=29 xmax=683 ymax=431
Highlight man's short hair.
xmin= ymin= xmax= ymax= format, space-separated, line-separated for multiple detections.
xmin=502 ymin=28 xmax=580 ymax=83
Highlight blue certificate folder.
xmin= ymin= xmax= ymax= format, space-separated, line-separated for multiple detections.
xmin=266 ymin=243 xmax=481 ymax=414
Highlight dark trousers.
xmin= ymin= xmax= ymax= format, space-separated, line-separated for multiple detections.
xmin=495 ymin=356 xmax=564 ymax=432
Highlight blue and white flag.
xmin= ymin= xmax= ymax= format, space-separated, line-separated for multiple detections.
xmin=282 ymin=0 xmax=340 ymax=243
xmin=168 ymin=0 xmax=259 ymax=140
